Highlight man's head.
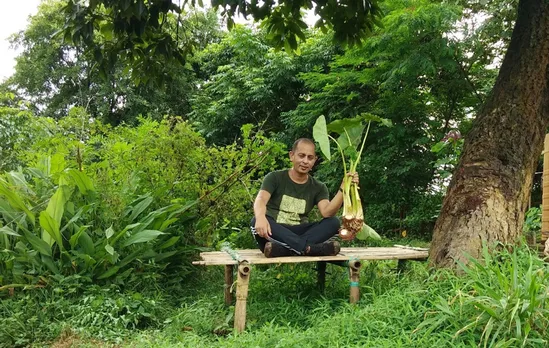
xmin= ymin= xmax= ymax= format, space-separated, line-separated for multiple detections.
xmin=289 ymin=138 xmax=317 ymax=174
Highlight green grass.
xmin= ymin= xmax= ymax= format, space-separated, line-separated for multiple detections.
xmin=1 ymin=244 xmax=547 ymax=347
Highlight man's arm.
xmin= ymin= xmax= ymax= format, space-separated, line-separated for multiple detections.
xmin=253 ymin=190 xmax=272 ymax=237
xmin=317 ymin=190 xmax=344 ymax=218
xmin=317 ymin=172 xmax=359 ymax=218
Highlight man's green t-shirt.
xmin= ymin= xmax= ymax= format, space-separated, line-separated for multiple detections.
xmin=260 ymin=170 xmax=329 ymax=225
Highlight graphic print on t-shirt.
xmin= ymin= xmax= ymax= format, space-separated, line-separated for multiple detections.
xmin=276 ymin=195 xmax=306 ymax=225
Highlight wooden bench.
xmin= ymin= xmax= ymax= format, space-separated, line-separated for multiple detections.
xmin=192 ymin=245 xmax=428 ymax=332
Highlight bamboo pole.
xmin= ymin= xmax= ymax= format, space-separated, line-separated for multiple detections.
xmin=349 ymin=260 xmax=361 ymax=304
xmin=542 ymin=134 xmax=549 ymax=252
xmin=234 ymin=263 xmax=251 ymax=333
xmin=224 ymin=265 xmax=234 ymax=305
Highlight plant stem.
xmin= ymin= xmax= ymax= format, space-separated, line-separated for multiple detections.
xmin=329 ymin=134 xmax=347 ymax=175
xmin=351 ymin=121 xmax=371 ymax=173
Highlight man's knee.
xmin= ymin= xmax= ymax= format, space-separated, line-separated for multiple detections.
xmin=323 ymin=216 xmax=340 ymax=232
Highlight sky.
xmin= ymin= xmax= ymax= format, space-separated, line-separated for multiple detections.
xmin=0 ymin=0 xmax=42 ymax=81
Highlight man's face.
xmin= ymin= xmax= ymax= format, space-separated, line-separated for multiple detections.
xmin=289 ymin=142 xmax=317 ymax=174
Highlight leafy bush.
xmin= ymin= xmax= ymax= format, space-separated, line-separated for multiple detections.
xmin=1 ymin=112 xmax=287 ymax=288
xmin=0 ymin=161 xmax=192 ymax=286
xmin=418 ymin=244 xmax=549 ymax=347
xmin=523 ymin=206 xmax=541 ymax=245
xmin=0 ymin=93 xmax=52 ymax=172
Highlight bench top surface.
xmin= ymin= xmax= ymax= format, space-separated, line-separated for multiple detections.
xmin=192 ymin=246 xmax=428 ymax=266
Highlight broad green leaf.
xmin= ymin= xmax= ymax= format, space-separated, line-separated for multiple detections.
xmin=99 ymin=22 xmax=114 ymax=40
xmin=42 ymin=228 xmax=54 ymax=247
xmin=105 ymin=244 xmax=115 ymax=255
xmin=0 ymin=200 xmax=18 ymax=222
xmin=356 ymin=223 xmax=381 ymax=240
xmin=360 ymin=113 xmax=393 ymax=127
xmin=128 ymin=196 xmax=153 ymax=222
xmin=69 ymin=225 xmax=89 ymax=249
xmin=7 ymin=171 xmax=32 ymax=194
xmin=97 ymin=266 xmax=120 ymax=279
xmin=74 ymin=251 xmax=96 ymax=267
xmin=78 ymin=231 xmax=95 ymax=255
xmin=159 ymin=236 xmax=180 ymax=249
xmin=121 ymin=230 xmax=165 ymax=247
xmin=39 ymin=211 xmax=63 ymax=249
xmin=45 ymin=185 xmax=70 ymax=226
xmin=0 ymin=226 xmax=20 ymax=237
xmin=159 ymin=217 xmax=178 ymax=231
xmin=312 ymin=115 xmax=331 ymax=160
xmin=60 ymin=205 xmax=92 ymax=234
xmin=41 ymin=255 xmax=60 ymax=274
xmin=327 ymin=116 xmax=364 ymax=134
xmin=50 ymin=153 xmax=65 ymax=175
xmin=337 ymin=124 xmax=365 ymax=150
xmin=27 ymin=168 xmax=47 ymax=180
xmin=118 ymin=248 xmax=146 ymax=268
xmin=37 ymin=156 xmax=51 ymax=176
xmin=148 ymin=250 xmax=177 ymax=262
xmin=105 ymin=225 xmax=114 ymax=239
xmin=23 ymin=230 xmax=52 ymax=256
xmin=111 ymin=222 xmax=141 ymax=245
xmin=0 ymin=179 xmax=35 ymax=224
xmin=67 ymin=169 xmax=95 ymax=194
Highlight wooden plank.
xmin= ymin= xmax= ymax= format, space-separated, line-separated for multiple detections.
xmin=192 ymin=247 xmax=428 ymax=266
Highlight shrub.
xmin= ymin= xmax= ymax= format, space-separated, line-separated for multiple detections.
xmin=417 ymin=244 xmax=549 ymax=347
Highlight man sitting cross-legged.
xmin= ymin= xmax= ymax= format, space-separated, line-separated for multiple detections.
xmin=251 ymin=138 xmax=359 ymax=258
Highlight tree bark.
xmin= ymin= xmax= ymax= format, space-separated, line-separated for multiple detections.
xmin=430 ymin=0 xmax=549 ymax=268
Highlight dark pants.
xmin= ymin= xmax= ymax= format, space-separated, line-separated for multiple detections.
xmin=250 ymin=216 xmax=340 ymax=255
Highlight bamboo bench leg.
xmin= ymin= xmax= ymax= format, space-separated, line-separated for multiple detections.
xmin=397 ymin=259 xmax=407 ymax=275
xmin=349 ymin=260 xmax=361 ymax=304
xmin=224 ymin=265 xmax=234 ymax=305
xmin=234 ymin=263 xmax=251 ymax=333
xmin=317 ymin=261 xmax=327 ymax=293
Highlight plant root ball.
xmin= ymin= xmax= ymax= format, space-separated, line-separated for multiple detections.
xmin=342 ymin=217 xmax=364 ymax=237
xmin=339 ymin=228 xmax=354 ymax=240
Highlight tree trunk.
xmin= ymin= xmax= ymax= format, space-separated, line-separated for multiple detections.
xmin=429 ymin=0 xmax=549 ymax=268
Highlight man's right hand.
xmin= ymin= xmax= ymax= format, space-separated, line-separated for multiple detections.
xmin=255 ymin=216 xmax=271 ymax=238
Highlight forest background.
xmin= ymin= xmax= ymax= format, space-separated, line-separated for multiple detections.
xmin=1 ymin=0 xmax=548 ymax=346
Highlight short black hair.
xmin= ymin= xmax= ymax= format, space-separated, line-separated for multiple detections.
xmin=291 ymin=138 xmax=316 ymax=152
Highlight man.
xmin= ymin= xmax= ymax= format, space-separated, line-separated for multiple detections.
xmin=251 ymin=138 xmax=359 ymax=258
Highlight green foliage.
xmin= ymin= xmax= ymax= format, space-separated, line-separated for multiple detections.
xmin=418 ymin=244 xmax=549 ymax=347
xmin=0 ymin=283 xmax=169 ymax=346
xmin=2 ymin=243 xmax=547 ymax=347
xmin=0 ymin=163 xmax=192 ymax=286
xmin=16 ymin=113 xmax=285 ymax=252
xmin=5 ymin=0 xmax=219 ymax=124
xmin=0 ymin=93 xmax=49 ymax=172
xmin=61 ymin=0 xmax=383 ymax=86
xmin=523 ymin=206 xmax=541 ymax=244
xmin=189 ymin=26 xmax=306 ymax=145
xmin=282 ymin=0 xmax=494 ymax=236
xmin=431 ymin=131 xmax=464 ymax=183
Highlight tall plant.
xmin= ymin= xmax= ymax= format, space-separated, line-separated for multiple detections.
xmin=0 ymin=160 xmax=195 ymax=287
xmin=313 ymin=114 xmax=390 ymax=240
